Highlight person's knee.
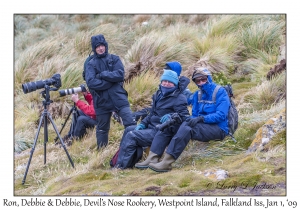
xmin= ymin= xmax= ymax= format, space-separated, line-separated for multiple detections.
xmin=77 ymin=116 xmax=85 ymax=123
xmin=96 ymin=128 xmax=108 ymax=135
xmin=124 ymin=131 xmax=138 ymax=147
xmin=119 ymin=107 xmax=136 ymax=127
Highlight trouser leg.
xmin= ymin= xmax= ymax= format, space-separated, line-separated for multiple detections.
xmin=119 ymin=125 xmax=136 ymax=148
xmin=166 ymin=121 xmax=226 ymax=160
xmin=73 ymin=115 xmax=97 ymax=139
xmin=117 ymin=106 xmax=136 ymax=127
xmin=150 ymin=124 xmax=181 ymax=156
xmin=95 ymin=113 xmax=111 ymax=149
xmin=116 ymin=128 xmax=157 ymax=169
xmin=166 ymin=121 xmax=192 ymax=160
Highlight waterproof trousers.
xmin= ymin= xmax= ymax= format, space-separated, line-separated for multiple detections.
xmin=68 ymin=110 xmax=97 ymax=139
xmin=151 ymin=121 xmax=226 ymax=160
xmin=116 ymin=126 xmax=158 ymax=169
xmin=96 ymin=106 xmax=136 ymax=148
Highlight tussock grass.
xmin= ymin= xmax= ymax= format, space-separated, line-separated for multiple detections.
xmin=32 ymin=15 xmax=59 ymax=30
xmin=132 ymin=15 xmax=152 ymax=24
xmin=124 ymin=31 xmax=189 ymax=80
xmin=15 ymin=28 xmax=48 ymax=57
xmin=203 ymin=15 xmax=256 ymax=37
xmin=125 ymin=71 xmax=159 ymax=111
xmin=240 ymin=73 xmax=286 ymax=111
xmin=240 ymin=20 xmax=285 ymax=57
xmin=15 ymin=37 xmax=68 ymax=85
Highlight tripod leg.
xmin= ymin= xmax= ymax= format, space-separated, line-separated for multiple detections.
xmin=44 ymin=111 xmax=48 ymax=164
xmin=47 ymin=113 xmax=75 ymax=168
xmin=22 ymin=112 xmax=45 ymax=185
xmin=54 ymin=106 xmax=73 ymax=142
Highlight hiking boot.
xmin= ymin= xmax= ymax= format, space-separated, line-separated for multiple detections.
xmin=54 ymin=140 xmax=61 ymax=146
xmin=148 ymin=153 xmax=175 ymax=172
xmin=135 ymin=151 xmax=160 ymax=169
xmin=66 ymin=138 xmax=73 ymax=146
xmin=61 ymin=135 xmax=73 ymax=146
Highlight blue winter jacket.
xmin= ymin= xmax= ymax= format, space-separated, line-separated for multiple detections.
xmin=85 ymin=34 xmax=130 ymax=115
xmin=188 ymin=75 xmax=230 ymax=134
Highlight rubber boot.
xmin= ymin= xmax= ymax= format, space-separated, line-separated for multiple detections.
xmin=148 ymin=153 xmax=175 ymax=172
xmin=135 ymin=151 xmax=160 ymax=169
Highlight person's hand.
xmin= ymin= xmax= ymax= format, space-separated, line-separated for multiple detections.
xmin=186 ymin=116 xmax=204 ymax=127
xmin=160 ymin=114 xmax=171 ymax=123
xmin=71 ymin=94 xmax=79 ymax=103
xmin=135 ymin=124 xmax=146 ymax=130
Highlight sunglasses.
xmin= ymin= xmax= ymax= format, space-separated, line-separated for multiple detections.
xmin=194 ymin=77 xmax=208 ymax=83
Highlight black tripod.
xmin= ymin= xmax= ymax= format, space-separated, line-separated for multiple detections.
xmin=22 ymin=85 xmax=75 ymax=185
xmin=54 ymin=102 xmax=79 ymax=144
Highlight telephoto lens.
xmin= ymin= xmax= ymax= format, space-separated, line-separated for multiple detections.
xmin=22 ymin=81 xmax=46 ymax=94
xmin=22 ymin=74 xmax=61 ymax=94
xmin=59 ymin=84 xmax=87 ymax=97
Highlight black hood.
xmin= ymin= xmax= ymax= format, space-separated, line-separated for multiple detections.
xmin=91 ymin=34 xmax=108 ymax=58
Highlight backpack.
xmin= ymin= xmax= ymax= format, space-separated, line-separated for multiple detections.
xmin=110 ymin=146 xmax=143 ymax=168
xmin=198 ymin=84 xmax=239 ymax=142
xmin=82 ymin=51 xmax=113 ymax=81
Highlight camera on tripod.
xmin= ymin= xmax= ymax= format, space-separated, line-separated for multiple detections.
xmin=22 ymin=74 xmax=62 ymax=94
xmin=156 ymin=113 xmax=183 ymax=131
xmin=59 ymin=84 xmax=87 ymax=97
xmin=20 ymin=73 xmax=75 ymax=185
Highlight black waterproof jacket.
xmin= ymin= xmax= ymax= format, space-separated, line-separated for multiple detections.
xmin=85 ymin=34 xmax=130 ymax=115
xmin=141 ymin=76 xmax=190 ymax=128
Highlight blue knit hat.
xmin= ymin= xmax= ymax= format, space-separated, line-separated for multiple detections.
xmin=160 ymin=69 xmax=179 ymax=85
xmin=165 ymin=61 xmax=182 ymax=76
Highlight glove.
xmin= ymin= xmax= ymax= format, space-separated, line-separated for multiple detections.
xmin=135 ymin=124 xmax=146 ymax=130
xmin=186 ymin=116 xmax=204 ymax=127
xmin=160 ymin=114 xmax=171 ymax=123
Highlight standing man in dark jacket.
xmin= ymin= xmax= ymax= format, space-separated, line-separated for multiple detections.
xmin=115 ymin=69 xmax=190 ymax=169
xmin=85 ymin=34 xmax=136 ymax=149
xmin=146 ymin=67 xmax=230 ymax=172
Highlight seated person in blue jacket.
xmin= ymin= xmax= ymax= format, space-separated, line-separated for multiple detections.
xmin=115 ymin=69 xmax=190 ymax=169
xmin=137 ymin=67 xmax=230 ymax=172
xmin=132 ymin=61 xmax=193 ymax=122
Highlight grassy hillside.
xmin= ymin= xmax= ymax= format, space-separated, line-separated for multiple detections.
xmin=14 ymin=14 xmax=286 ymax=196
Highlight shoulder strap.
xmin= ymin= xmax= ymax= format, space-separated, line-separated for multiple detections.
xmin=212 ymin=85 xmax=221 ymax=102
xmin=197 ymin=89 xmax=202 ymax=103
xmin=198 ymin=85 xmax=221 ymax=104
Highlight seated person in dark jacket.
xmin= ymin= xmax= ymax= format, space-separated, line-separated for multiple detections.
xmin=85 ymin=34 xmax=136 ymax=149
xmin=141 ymin=68 xmax=230 ymax=172
xmin=132 ymin=61 xmax=193 ymax=122
xmin=115 ymin=69 xmax=190 ymax=169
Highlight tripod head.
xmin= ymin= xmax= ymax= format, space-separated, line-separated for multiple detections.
xmin=40 ymin=85 xmax=59 ymax=108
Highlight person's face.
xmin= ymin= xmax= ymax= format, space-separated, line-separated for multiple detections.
xmin=161 ymin=80 xmax=175 ymax=87
xmin=194 ymin=76 xmax=208 ymax=86
xmin=96 ymin=44 xmax=106 ymax=55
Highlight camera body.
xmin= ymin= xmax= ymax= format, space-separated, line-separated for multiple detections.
xmin=22 ymin=74 xmax=61 ymax=94
xmin=156 ymin=113 xmax=182 ymax=131
xmin=59 ymin=84 xmax=87 ymax=97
